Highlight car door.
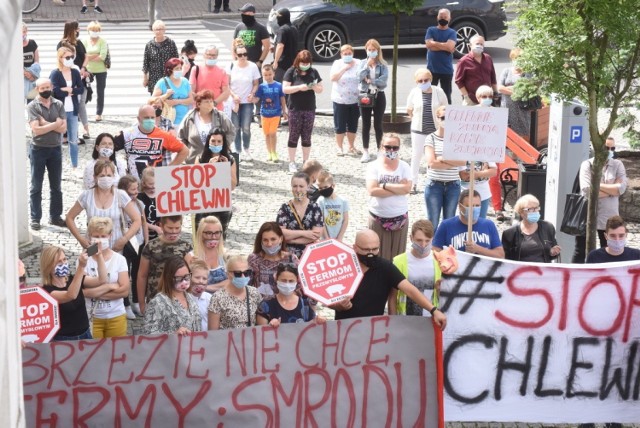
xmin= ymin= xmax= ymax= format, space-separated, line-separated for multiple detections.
xmin=347 ymin=5 xmax=413 ymax=47
xmin=411 ymin=0 xmax=462 ymax=42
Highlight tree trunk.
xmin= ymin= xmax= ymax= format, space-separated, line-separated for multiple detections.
xmin=391 ymin=12 xmax=399 ymax=122
xmin=586 ymin=115 xmax=605 ymax=256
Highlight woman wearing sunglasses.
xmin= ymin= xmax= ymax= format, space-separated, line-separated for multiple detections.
xmin=423 ymin=105 xmax=466 ymax=230
xmin=143 ymin=256 xmax=201 ymax=336
xmin=208 ymin=255 xmax=262 ymax=330
xmin=366 ymin=132 xmax=412 ymax=261
xmin=190 ymin=216 xmax=228 ymax=294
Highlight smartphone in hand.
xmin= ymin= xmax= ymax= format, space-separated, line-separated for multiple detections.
xmin=87 ymin=243 xmax=99 ymax=257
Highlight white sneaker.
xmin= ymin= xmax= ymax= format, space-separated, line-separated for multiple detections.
xmin=243 ymin=149 xmax=253 ymax=160
xmin=288 ymin=162 xmax=298 ymax=173
xmin=132 ymin=302 xmax=142 ymax=317
xmin=360 ymin=151 xmax=370 ymax=163
xmin=125 ymin=306 xmax=137 ymax=320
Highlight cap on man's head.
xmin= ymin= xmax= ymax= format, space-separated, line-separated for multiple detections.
xmin=239 ymin=3 xmax=256 ymax=13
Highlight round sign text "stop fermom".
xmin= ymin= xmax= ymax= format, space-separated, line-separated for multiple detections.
xmin=305 ymin=253 xmax=350 ymax=284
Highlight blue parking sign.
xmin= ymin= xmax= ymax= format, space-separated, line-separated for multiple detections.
xmin=570 ymin=126 xmax=583 ymax=143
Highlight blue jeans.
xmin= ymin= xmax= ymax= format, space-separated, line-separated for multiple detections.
xmin=52 ymin=328 xmax=92 ymax=341
xmin=29 ymin=145 xmax=63 ymax=222
xmin=65 ymin=111 xmax=79 ymax=167
xmin=232 ymin=103 xmax=253 ymax=152
xmin=424 ymin=179 xmax=461 ymax=230
xmin=480 ymin=198 xmax=490 ymax=218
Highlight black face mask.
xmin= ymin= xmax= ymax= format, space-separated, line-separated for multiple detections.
xmin=357 ymin=253 xmax=378 ymax=268
xmin=241 ymin=14 xmax=256 ymax=26
xmin=276 ymin=15 xmax=289 ymax=26
xmin=318 ymin=187 xmax=334 ymax=198
xmin=438 ymin=19 xmax=449 ymax=27
xmin=39 ymin=90 xmax=52 ymax=99
xmin=155 ymin=108 xmax=162 ymax=117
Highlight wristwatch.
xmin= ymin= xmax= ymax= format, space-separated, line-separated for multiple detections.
xmin=429 ymin=306 xmax=439 ymax=315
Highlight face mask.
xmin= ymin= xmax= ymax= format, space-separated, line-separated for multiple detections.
xmin=63 ymin=58 xmax=75 ymax=67
xmin=164 ymin=232 xmax=180 ymax=241
xmin=232 ymin=276 xmax=251 ymax=289
xmin=276 ymin=16 xmax=288 ymax=27
xmin=241 ymin=14 xmax=256 ymax=26
xmin=277 ymin=281 xmax=297 ymax=296
xmin=357 ymin=253 xmax=378 ymax=268
xmin=205 ymin=59 xmax=218 ymax=66
xmin=384 ymin=151 xmax=399 ymax=160
xmin=154 ymin=108 xmax=162 ymax=117
xmin=204 ymin=239 xmax=219 ymax=249
xmin=92 ymin=237 xmax=110 ymax=250
xmin=607 ymin=239 xmax=626 ymax=254
xmin=99 ymin=147 xmax=113 ymax=158
xmin=39 ymin=90 xmax=52 ymax=99
xmin=526 ymin=212 xmax=541 ymax=223
xmin=480 ymin=98 xmax=493 ymax=107
xmin=367 ymin=50 xmax=378 ymax=58
xmin=461 ymin=206 xmax=481 ymax=222
xmin=411 ymin=242 xmax=432 ymax=257
xmin=54 ymin=263 xmax=70 ymax=277
xmin=472 ymin=45 xmax=484 ymax=55
xmin=141 ymin=118 xmax=155 ymax=133
xmin=419 ymin=82 xmax=431 ymax=91
xmin=608 ymin=150 xmax=614 ymax=160
xmin=174 ymin=278 xmax=190 ymax=292
xmin=90 ymin=31 xmax=100 ymax=39
xmin=294 ymin=191 xmax=306 ymax=201
xmin=318 ymin=187 xmax=334 ymax=198
xmin=97 ymin=176 xmax=114 ymax=189
xmin=209 ymin=145 xmax=223 ymax=154
xmin=173 ymin=70 xmax=183 ymax=79
xmin=438 ymin=19 xmax=449 ymax=26
xmin=342 ymin=55 xmax=353 ymax=63
xmin=262 ymin=243 xmax=281 ymax=255
xmin=75 ymin=30 xmax=80 ymax=38
xmin=299 ymin=64 xmax=311 ymax=71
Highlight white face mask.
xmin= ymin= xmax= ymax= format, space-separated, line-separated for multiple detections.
xmin=63 ymin=58 xmax=75 ymax=68
xmin=90 ymin=31 xmax=100 ymax=39
xmin=99 ymin=147 xmax=113 ymax=158
xmin=277 ymin=281 xmax=297 ymax=296
xmin=97 ymin=176 xmax=114 ymax=189
xmin=92 ymin=237 xmax=110 ymax=251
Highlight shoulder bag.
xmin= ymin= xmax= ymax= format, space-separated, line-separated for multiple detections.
xmin=560 ymin=164 xmax=589 ymax=236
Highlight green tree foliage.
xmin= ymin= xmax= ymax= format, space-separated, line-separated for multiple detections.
xmin=512 ymin=0 xmax=640 ymax=252
xmin=332 ymin=0 xmax=424 ymax=121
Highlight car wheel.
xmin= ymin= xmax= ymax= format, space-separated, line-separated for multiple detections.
xmin=307 ymin=24 xmax=345 ymax=62
xmin=454 ymin=21 xmax=483 ymax=58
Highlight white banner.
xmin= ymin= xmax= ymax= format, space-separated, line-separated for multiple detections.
xmin=441 ymin=252 xmax=640 ymax=423
xmin=442 ymin=106 xmax=508 ymax=163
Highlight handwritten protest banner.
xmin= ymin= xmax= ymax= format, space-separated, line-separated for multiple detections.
xmin=155 ymin=163 xmax=231 ymax=216
xmin=442 ymin=106 xmax=508 ymax=163
xmin=23 ymin=316 xmax=444 ymax=428
xmin=441 ymin=253 xmax=640 ymax=423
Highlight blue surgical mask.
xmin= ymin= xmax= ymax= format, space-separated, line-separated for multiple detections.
xmin=232 ymin=276 xmax=250 ymax=289
xmin=141 ymin=118 xmax=155 ymax=132
xmin=342 ymin=55 xmax=353 ymax=63
xmin=480 ymin=98 xmax=493 ymax=107
xmin=527 ymin=212 xmax=541 ymax=223
xmin=276 ymin=281 xmax=296 ymax=296
xmin=367 ymin=50 xmax=378 ymax=58
xmin=608 ymin=150 xmax=614 ymax=160
xmin=461 ymin=205 xmax=481 ymax=221
xmin=209 ymin=145 xmax=223 ymax=154
xmin=205 ymin=59 xmax=218 ymax=66
xmin=54 ymin=263 xmax=70 ymax=277
xmin=411 ymin=242 xmax=432 ymax=257
xmin=472 ymin=45 xmax=484 ymax=55
xmin=173 ymin=70 xmax=183 ymax=79
xmin=419 ymin=82 xmax=431 ymax=91
xmin=262 ymin=243 xmax=281 ymax=255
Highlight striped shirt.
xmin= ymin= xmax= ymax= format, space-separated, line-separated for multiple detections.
xmin=420 ymin=92 xmax=435 ymax=135
xmin=77 ymin=188 xmax=132 ymax=250
xmin=425 ymin=133 xmax=460 ymax=182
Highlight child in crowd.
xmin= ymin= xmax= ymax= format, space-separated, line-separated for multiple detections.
xmin=316 ymin=170 xmax=349 ymax=241
xmin=252 ymin=64 xmax=287 ymax=162
xmin=256 ymin=263 xmax=325 ymax=326
xmin=301 ymin=159 xmax=323 ymax=202
xmin=188 ymin=258 xmax=212 ymax=331
xmin=137 ymin=167 xmax=163 ymax=241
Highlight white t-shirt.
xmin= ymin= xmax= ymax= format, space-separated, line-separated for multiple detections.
xmin=64 ymin=79 xmax=73 ymax=112
xmin=83 ymin=251 xmax=128 ymax=319
xmin=193 ymin=292 xmax=212 ymax=331
xmin=366 ymin=160 xmax=411 ymax=218
xmin=228 ymin=62 xmax=260 ymax=104
xmin=406 ymin=252 xmax=436 ymax=317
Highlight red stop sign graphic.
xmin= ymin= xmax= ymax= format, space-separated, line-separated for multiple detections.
xmin=19 ymin=287 xmax=60 ymax=343
xmin=298 ymin=239 xmax=363 ymax=306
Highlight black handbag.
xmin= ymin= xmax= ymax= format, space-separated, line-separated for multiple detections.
xmin=560 ymin=166 xmax=588 ymax=236
xmin=517 ymin=95 xmax=542 ymax=111
xmin=358 ymin=91 xmax=376 ymax=108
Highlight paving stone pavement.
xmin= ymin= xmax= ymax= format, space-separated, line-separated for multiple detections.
xmin=19 ymin=115 xmax=639 ymax=427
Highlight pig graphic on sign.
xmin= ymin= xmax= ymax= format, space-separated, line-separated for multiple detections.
xmin=326 ymin=284 xmax=346 ymax=297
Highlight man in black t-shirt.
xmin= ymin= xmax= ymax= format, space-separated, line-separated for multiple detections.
xmin=272 ymin=8 xmax=300 ymax=82
xmin=333 ymin=230 xmax=447 ymax=330
xmin=234 ymin=3 xmax=270 ymax=66
xmin=586 ymin=215 xmax=640 ymax=263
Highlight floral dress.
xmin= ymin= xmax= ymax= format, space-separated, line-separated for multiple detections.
xmin=248 ymin=252 xmax=299 ymax=297
xmin=208 ymin=286 xmax=262 ymax=329
xmin=499 ymin=67 xmax=530 ymax=138
xmin=142 ymin=37 xmax=179 ymax=94
xmin=276 ymin=201 xmax=324 ymax=258
xmin=143 ymin=292 xmax=201 ymax=335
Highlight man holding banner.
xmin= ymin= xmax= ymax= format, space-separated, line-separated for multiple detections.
xmin=433 ymin=190 xmax=504 ymax=258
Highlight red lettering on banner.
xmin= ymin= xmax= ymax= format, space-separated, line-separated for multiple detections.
xmin=108 ymin=336 xmax=135 ymax=385
xmin=36 ymin=390 xmax=66 ymax=427
xmin=47 ymin=342 xmax=76 ymax=389
xmin=495 ymin=266 xmax=553 ymax=329
xmin=261 ymin=327 xmax=280 ymax=374
xmin=623 ymin=268 xmax=640 ymax=343
xmin=341 ymin=319 xmax=363 ymax=367
xmin=295 ymin=322 xmax=320 ymax=369
xmin=22 ymin=346 xmax=48 ymax=387
xmin=331 ymin=368 xmax=356 ymax=428
xmin=135 ymin=335 xmax=168 ymax=382
xmin=232 ymin=376 xmax=274 ymax=427
xmin=114 ymin=384 xmax=156 ymax=428
xmin=72 ymin=387 xmax=110 ymax=427
xmin=162 ymin=381 xmax=212 ymax=428
xmin=362 ymin=365 xmax=393 ymax=428
xmin=578 ymin=277 xmax=626 ymax=336
xmin=186 ymin=332 xmax=210 ymax=379
xmin=303 ymin=368 xmax=332 ymax=428
xmin=226 ymin=329 xmax=259 ymax=377
xmin=173 ymin=334 xmax=185 ymax=379
xmin=72 ymin=339 xmax=107 ymax=386
xmin=367 ymin=317 xmax=390 ymax=366
xmin=270 ymin=371 xmax=303 ymax=427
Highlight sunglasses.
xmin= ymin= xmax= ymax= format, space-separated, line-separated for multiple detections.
xmin=174 ymin=273 xmax=192 ymax=284
xmin=64 ymin=56 xmax=75 ymax=60
xmin=383 ymin=145 xmax=400 ymax=151
xmin=202 ymin=230 xmax=222 ymax=238
xmin=608 ymin=146 xmax=616 ymax=152
xmin=438 ymin=116 xmax=446 ymax=121
xmin=236 ymin=53 xmax=248 ymax=57
xmin=231 ymin=269 xmax=253 ymax=278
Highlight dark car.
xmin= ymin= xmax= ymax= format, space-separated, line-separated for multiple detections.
xmin=268 ymin=0 xmax=507 ymax=62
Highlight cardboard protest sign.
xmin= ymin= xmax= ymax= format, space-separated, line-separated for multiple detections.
xmin=19 ymin=287 xmax=60 ymax=343
xmin=23 ymin=316 xmax=444 ymax=428
xmin=442 ymin=106 xmax=508 ymax=163
xmin=155 ymin=163 xmax=232 ymax=216
xmin=441 ymin=252 xmax=640 ymax=423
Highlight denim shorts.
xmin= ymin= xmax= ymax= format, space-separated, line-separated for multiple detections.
xmin=333 ymin=102 xmax=360 ymax=134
